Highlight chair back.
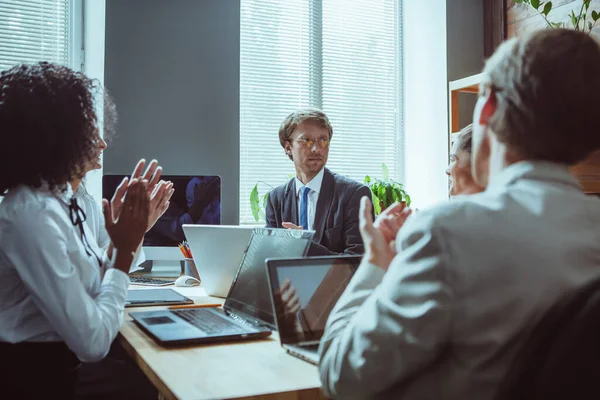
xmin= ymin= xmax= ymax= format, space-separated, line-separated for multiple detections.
xmin=496 ymin=276 xmax=600 ymax=400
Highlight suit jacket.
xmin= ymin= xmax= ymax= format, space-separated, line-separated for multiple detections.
xmin=319 ymin=161 xmax=600 ymax=399
xmin=265 ymin=168 xmax=372 ymax=256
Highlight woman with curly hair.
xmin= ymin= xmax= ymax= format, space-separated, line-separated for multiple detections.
xmin=0 ymin=62 xmax=150 ymax=399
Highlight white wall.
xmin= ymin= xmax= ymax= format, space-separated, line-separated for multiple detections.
xmin=82 ymin=0 xmax=106 ymax=203
xmin=403 ymin=0 xmax=450 ymax=209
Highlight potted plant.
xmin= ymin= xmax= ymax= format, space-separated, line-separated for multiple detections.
xmin=364 ymin=163 xmax=411 ymax=215
xmin=512 ymin=0 xmax=600 ymax=33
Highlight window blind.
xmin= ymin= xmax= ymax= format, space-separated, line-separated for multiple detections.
xmin=0 ymin=0 xmax=70 ymax=71
xmin=240 ymin=0 xmax=403 ymax=224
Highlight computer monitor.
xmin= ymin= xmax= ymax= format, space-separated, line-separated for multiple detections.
xmin=102 ymin=174 xmax=221 ymax=269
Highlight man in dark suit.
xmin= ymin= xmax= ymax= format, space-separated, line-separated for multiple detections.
xmin=265 ymin=108 xmax=372 ymax=255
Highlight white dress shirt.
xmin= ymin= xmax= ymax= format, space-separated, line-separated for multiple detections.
xmin=75 ymin=183 xmax=145 ymax=272
xmin=295 ymin=168 xmax=325 ymax=231
xmin=0 ymin=184 xmax=129 ymax=363
xmin=319 ymin=161 xmax=600 ymax=399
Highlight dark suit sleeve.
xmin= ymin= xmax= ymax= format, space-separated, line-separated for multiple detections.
xmin=265 ymin=191 xmax=277 ymax=228
xmin=308 ymin=184 xmax=373 ymax=256
xmin=341 ymin=185 xmax=373 ymax=255
xmin=308 ymin=241 xmax=337 ymax=256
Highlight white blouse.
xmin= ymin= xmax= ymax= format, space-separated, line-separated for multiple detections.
xmin=0 ymin=183 xmax=129 ymax=362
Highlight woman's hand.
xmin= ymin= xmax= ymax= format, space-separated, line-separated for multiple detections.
xmin=109 ymin=159 xmax=162 ymax=222
xmin=102 ymin=179 xmax=150 ymax=272
xmin=147 ymin=180 xmax=174 ymax=232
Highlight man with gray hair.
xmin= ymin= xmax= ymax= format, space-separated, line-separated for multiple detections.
xmin=319 ymin=29 xmax=600 ymax=399
xmin=265 ymin=108 xmax=372 ymax=255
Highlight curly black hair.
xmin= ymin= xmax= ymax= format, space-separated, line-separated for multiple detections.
xmin=0 ymin=62 xmax=113 ymax=195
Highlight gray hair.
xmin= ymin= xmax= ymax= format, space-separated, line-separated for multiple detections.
xmin=482 ymin=29 xmax=600 ymax=164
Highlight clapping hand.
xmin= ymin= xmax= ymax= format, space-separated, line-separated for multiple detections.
xmin=373 ymin=201 xmax=412 ymax=246
xmin=359 ymin=197 xmax=404 ymax=271
xmin=109 ymin=159 xmax=174 ymax=231
xmin=102 ymin=179 xmax=150 ymax=272
xmin=147 ymin=180 xmax=174 ymax=231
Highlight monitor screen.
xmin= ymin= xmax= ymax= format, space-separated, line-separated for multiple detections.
xmin=224 ymin=228 xmax=314 ymax=328
xmin=102 ymin=175 xmax=221 ymax=247
xmin=266 ymin=256 xmax=361 ymax=344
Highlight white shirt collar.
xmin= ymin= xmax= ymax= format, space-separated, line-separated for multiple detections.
xmin=295 ymin=168 xmax=325 ymax=196
xmin=72 ymin=182 xmax=88 ymax=199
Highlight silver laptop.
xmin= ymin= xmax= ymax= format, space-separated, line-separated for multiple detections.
xmin=266 ymin=255 xmax=361 ymax=364
xmin=182 ymin=225 xmax=254 ymax=297
xmin=130 ymin=228 xmax=315 ymax=346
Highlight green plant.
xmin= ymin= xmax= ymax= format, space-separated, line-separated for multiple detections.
xmin=513 ymin=0 xmax=600 ymax=33
xmin=250 ymin=181 xmax=274 ymax=222
xmin=364 ymin=163 xmax=411 ymax=215
xmin=249 ymin=173 xmax=294 ymax=222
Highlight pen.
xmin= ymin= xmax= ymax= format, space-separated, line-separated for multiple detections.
xmin=168 ymin=303 xmax=221 ymax=310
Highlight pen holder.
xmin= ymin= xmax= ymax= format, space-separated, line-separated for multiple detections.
xmin=181 ymin=258 xmax=201 ymax=281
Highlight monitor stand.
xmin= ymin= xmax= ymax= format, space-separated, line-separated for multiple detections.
xmin=142 ymin=260 xmax=182 ymax=278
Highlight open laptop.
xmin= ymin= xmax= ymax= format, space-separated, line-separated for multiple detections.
xmin=129 ymin=228 xmax=315 ymax=346
xmin=182 ymin=225 xmax=255 ymax=297
xmin=266 ymin=255 xmax=361 ymax=364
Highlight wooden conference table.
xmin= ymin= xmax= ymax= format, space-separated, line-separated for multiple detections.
xmin=118 ymin=285 xmax=325 ymax=400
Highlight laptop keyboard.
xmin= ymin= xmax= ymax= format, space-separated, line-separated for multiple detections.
xmin=129 ymin=276 xmax=174 ymax=286
xmin=174 ymin=309 xmax=245 ymax=335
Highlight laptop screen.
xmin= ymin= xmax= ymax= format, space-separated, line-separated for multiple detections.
xmin=266 ymin=256 xmax=361 ymax=344
xmin=224 ymin=228 xmax=314 ymax=328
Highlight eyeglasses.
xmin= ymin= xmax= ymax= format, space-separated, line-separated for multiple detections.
xmin=295 ymin=137 xmax=330 ymax=149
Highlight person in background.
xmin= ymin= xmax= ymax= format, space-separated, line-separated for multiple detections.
xmin=318 ymin=28 xmax=600 ymax=399
xmin=265 ymin=108 xmax=373 ymax=255
xmin=446 ymin=123 xmax=485 ymax=197
xmin=0 ymin=62 xmax=152 ymax=398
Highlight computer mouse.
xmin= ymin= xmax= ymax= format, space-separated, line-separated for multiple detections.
xmin=174 ymin=275 xmax=201 ymax=287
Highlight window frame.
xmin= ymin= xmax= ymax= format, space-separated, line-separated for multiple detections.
xmin=69 ymin=0 xmax=84 ymax=72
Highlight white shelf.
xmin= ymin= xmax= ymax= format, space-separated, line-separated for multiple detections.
xmin=449 ymin=72 xmax=484 ymax=93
